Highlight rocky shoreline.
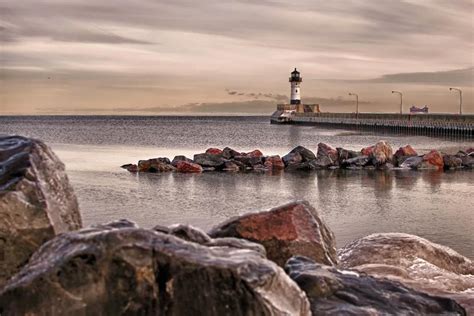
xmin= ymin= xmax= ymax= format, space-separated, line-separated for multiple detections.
xmin=1 ymin=135 xmax=473 ymax=315
xmin=122 ymin=142 xmax=474 ymax=174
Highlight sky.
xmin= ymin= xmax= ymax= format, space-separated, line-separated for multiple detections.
xmin=1 ymin=0 xmax=473 ymax=114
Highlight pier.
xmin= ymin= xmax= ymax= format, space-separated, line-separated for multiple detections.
xmin=271 ymin=111 xmax=474 ymax=139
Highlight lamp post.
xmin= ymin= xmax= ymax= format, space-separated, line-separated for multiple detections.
xmin=348 ymin=92 xmax=359 ymax=118
xmin=392 ymin=91 xmax=403 ymax=114
xmin=449 ymin=88 xmax=462 ymax=115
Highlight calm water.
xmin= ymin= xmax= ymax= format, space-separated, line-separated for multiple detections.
xmin=1 ymin=116 xmax=473 ymax=258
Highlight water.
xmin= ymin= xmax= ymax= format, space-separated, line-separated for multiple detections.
xmin=1 ymin=116 xmax=473 ymax=258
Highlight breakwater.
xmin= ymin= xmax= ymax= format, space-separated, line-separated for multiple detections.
xmin=271 ymin=111 xmax=474 ymax=139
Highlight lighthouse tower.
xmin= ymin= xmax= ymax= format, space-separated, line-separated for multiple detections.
xmin=289 ymin=68 xmax=302 ymax=105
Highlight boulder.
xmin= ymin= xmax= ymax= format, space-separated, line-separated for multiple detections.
xmin=176 ymin=161 xmax=203 ymax=173
xmin=286 ymin=256 xmax=466 ymax=315
xmin=394 ymin=145 xmax=417 ymax=166
xmin=247 ymin=149 xmax=264 ymax=158
xmin=120 ymin=163 xmax=138 ymax=173
xmin=138 ymin=158 xmax=176 ymax=172
xmin=372 ymin=140 xmax=393 ymax=166
xmin=0 ymin=221 xmax=310 ymax=315
xmin=209 ymin=201 xmax=337 ymax=267
xmin=338 ymin=233 xmax=474 ymax=313
xmin=223 ymin=161 xmax=241 ymax=172
xmin=263 ymin=155 xmax=285 ymax=170
xmin=455 ymin=151 xmax=474 ymax=168
xmin=282 ymin=152 xmax=303 ymax=167
xmin=232 ymin=155 xmax=262 ymax=168
xmin=420 ymin=150 xmax=444 ymax=170
xmin=221 ymin=147 xmax=240 ymax=160
xmin=317 ymin=143 xmax=338 ymax=164
xmin=290 ymin=146 xmax=316 ymax=162
xmin=399 ymin=155 xmax=423 ymax=169
xmin=193 ymin=153 xmax=226 ymax=168
xmin=336 ymin=147 xmax=359 ymax=162
xmin=341 ymin=155 xmax=370 ymax=169
xmin=205 ymin=148 xmax=223 ymax=155
xmin=171 ymin=155 xmax=193 ymax=167
xmin=0 ymin=136 xmax=82 ymax=288
xmin=466 ymin=148 xmax=474 ymax=155
xmin=443 ymin=155 xmax=463 ymax=169
xmin=285 ymin=160 xmax=321 ymax=172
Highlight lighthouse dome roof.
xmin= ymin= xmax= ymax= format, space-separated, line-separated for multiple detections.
xmin=291 ymin=68 xmax=300 ymax=75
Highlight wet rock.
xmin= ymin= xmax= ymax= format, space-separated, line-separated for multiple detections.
xmin=247 ymin=149 xmax=264 ymax=158
xmin=209 ymin=201 xmax=337 ymax=267
xmin=193 ymin=153 xmax=226 ymax=168
xmin=290 ymin=146 xmax=316 ymax=162
xmin=443 ymin=155 xmax=463 ymax=169
xmin=120 ymin=163 xmax=138 ymax=173
xmin=466 ymin=148 xmax=474 ymax=155
xmin=223 ymin=161 xmax=241 ymax=172
xmin=420 ymin=150 xmax=444 ymax=170
xmin=361 ymin=145 xmax=374 ymax=156
xmin=171 ymin=155 xmax=193 ymax=167
xmin=282 ymin=151 xmax=303 ymax=167
xmin=338 ymin=233 xmax=474 ymax=314
xmin=455 ymin=151 xmax=474 ymax=168
xmin=0 ymin=136 xmax=82 ymax=288
xmin=233 ymin=155 xmax=262 ymax=168
xmin=336 ymin=147 xmax=359 ymax=162
xmin=341 ymin=155 xmax=370 ymax=169
xmin=221 ymin=147 xmax=240 ymax=159
xmin=263 ymin=155 xmax=285 ymax=170
xmin=138 ymin=158 xmax=176 ymax=172
xmin=205 ymin=148 xmax=223 ymax=155
xmin=286 ymin=256 xmax=466 ymax=316
xmin=394 ymin=145 xmax=417 ymax=166
xmin=372 ymin=140 xmax=393 ymax=166
xmin=176 ymin=161 xmax=203 ymax=173
xmin=400 ymin=155 xmax=423 ymax=169
xmin=317 ymin=143 xmax=338 ymax=164
xmin=0 ymin=222 xmax=310 ymax=315
xmin=206 ymin=237 xmax=266 ymax=256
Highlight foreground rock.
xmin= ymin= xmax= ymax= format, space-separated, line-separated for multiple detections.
xmin=394 ymin=145 xmax=417 ymax=166
xmin=286 ymin=256 xmax=466 ymax=315
xmin=372 ymin=140 xmax=393 ymax=166
xmin=0 ymin=220 xmax=310 ymax=315
xmin=420 ymin=150 xmax=444 ymax=170
xmin=0 ymin=136 xmax=82 ymax=288
xmin=176 ymin=161 xmax=203 ymax=173
xmin=209 ymin=201 xmax=337 ymax=267
xmin=138 ymin=158 xmax=176 ymax=172
xmin=338 ymin=233 xmax=474 ymax=313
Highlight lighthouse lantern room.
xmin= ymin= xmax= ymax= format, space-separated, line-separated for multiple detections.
xmin=289 ymin=68 xmax=302 ymax=105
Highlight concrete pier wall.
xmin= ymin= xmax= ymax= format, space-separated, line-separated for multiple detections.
xmin=272 ymin=112 xmax=474 ymax=139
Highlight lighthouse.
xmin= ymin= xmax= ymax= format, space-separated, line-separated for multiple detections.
xmin=289 ymin=68 xmax=302 ymax=105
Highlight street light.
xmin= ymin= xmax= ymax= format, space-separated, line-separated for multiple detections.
xmin=449 ymin=88 xmax=462 ymax=115
xmin=348 ymin=92 xmax=359 ymax=117
xmin=392 ymin=90 xmax=403 ymax=114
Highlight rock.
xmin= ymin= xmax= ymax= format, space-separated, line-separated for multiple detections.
xmin=232 ymin=155 xmax=262 ymax=168
xmin=394 ymin=145 xmax=417 ymax=166
xmin=420 ymin=150 xmax=444 ymax=170
xmin=209 ymin=201 xmax=337 ymax=267
xmin=247 ymin=149 xmax=264 ymax=158
xmin=171 ymin=155 xmax=193 ymax=167
xmin=285 ymin=256 xmax=466 ymax=315
xmin=205 ymin=148 xmax=223 ymax=155
xmin=138 ymin=158 xmax=176 ymax=172
xmin=361 ymin=145 xmax=374 ymax=156
xmin=372 ymin=140 xmax=393 ymax=166
xmin=176 ymin=161 xmax=203 ymax=173
xmin=264 ymin=155 xmax=285 ymax=170
xmin=0 ymin=136 xmax=82 ymax=288
xmin=466 ymin=148 xmax=474 ymax=155
xmin=206 ymin=237 xmax=266 ymax=256
xmin=0 ymin=222 xmax=310 ymax=315
xmin=221 ymin=147 xmax=240 ymax=159
xmin=282 ymin=152 xmax=303 ymax=167
xmin=336 ymin=147 xmax=359 ymax=162
xmin=455 ymin=151 xmax=474 ymax=168
xmin=338 ymin=233 xmax=474 ymax=314
xmin=317 ymin=143 xmax=338 ymax=164
xmin=222 ymin=161 xmax=241 ymax=172
xmin=285 ymin=161 xmax=319 ymax=171
xmin=290 ymin=146 xmax=316 ymax=162
xmin=341 ymin=155 xmax=370 ymax=169
xmin=400 ymin=155 xmax=423 ymax=169
xmin=443 ymin=155 xmax=463 ymax=169
xmin=193 ymin=153 xmax=226 ymax=168
xmin=120 ymin=163 xmax=138 ymax=172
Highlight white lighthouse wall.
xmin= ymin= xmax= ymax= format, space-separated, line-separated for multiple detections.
xmin=290 ymin=81 xmax=301 ymax=102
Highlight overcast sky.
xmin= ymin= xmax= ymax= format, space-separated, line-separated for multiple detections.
xmin=1 ymin=0 xmax=473 ymax=114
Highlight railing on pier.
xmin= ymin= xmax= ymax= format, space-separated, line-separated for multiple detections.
xmin=289 ymin=113 xmax=474 ymax=139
